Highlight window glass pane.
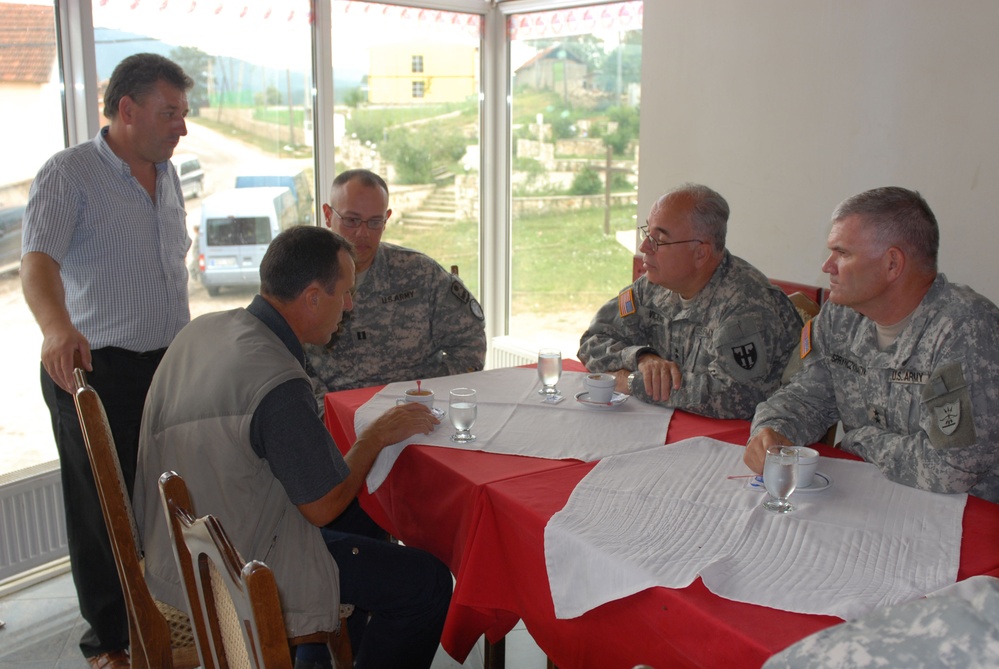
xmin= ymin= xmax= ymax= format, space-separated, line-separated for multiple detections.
xmin=92 ymin=0 xmax=315 ymax=307
xmin=1 ymin=0 xmax=63 ymax=476
xmin=331 ymin=0 xmax=482 ymax=299
xmin=509 ymin=1 xmax=642 ymax=357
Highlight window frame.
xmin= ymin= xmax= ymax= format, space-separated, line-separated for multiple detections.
xmin=56 ymin=0 xmax=634 ymax=348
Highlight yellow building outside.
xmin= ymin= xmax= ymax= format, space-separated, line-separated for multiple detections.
xmin=368 ymin=42 xmax=478 ymax=104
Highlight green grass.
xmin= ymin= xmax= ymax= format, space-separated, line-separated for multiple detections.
xmin=511 ymin=204 xmax=635 ymax=315
xmin=381 ymin=203 xmax=637 ymax=316
xmin=253 ymin=108 xmax=307 ymax=126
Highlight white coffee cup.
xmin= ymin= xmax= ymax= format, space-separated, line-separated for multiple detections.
xmin=584 ymin=373 xmax=616 ymax=403
xmin=396 ymin=388 xmax=434 ymax=409
xmin=792 ymin=446 xmax=820 ymax=486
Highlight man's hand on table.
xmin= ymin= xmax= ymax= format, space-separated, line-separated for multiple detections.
xmin=744 ymin=427 xmax=792 ymax=474
xmin=359 ymin=402 xmax=440 ymax=450
xmin=636 ymin=352 xmax=682 ymax=401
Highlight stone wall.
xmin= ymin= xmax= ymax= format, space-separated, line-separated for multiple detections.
xmin=0 ymin=179 xmax=31 ymax=208
xmin=212 ymin=107 xmax=310 ymax=149
xmin=512 ymin=192 xmax=637 ymax=215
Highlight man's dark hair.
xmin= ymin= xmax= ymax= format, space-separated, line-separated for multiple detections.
xmin=833 ymin=186 xmax=939 ymax=273
xmin=260 ymin=226 xmax=355 ymax=302
xmin=103 ymin=53 xmax=193 ymax=120
xmin=331 ymin=169 xmax=389 ymax=197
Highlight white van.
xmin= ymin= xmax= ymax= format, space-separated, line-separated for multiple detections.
xmin=170 ymin=153 xmax=204 ymax=199
xmin=198 ymin=187 xmax=298 ymax=296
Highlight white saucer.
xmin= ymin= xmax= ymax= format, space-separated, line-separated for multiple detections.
xmin=574 ymin=391 xmax=628 ymax=409
xmin=796 ymin=471 xmax=832 ymax=492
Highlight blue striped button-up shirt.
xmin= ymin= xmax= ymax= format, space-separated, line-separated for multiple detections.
xmin=22 ymin=127 xmax=191 ymax=351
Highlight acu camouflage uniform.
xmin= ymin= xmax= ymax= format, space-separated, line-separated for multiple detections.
xmin=577 ymin=251 xmax=802 ymax=420
xmin=305 ymin=242 xmax=486 ymax=407
xmin=752 ymin=274 xmax=999 ymax=503
xmin=764 ymin=575 xmax=999 ymax=669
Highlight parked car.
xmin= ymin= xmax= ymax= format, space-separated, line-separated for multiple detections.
xmin=0 ymin=204 xmax=25 ymax=270
xmin=170 ymin=153 xmax=204 ymax=200
xmin=198 ymin=187 xmax=299 ymax=296
xmin=234 ymin=167 xmax=314 ymax=224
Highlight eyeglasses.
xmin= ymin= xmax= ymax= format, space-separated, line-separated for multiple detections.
xmin=329 ymin=205 xmax=386 ymax=230
xmin=639 ymin=225 xmax=703 ymax=252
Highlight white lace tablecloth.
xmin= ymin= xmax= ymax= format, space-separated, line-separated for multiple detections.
xmin=355 ymin=368 xmax=673 ymax=492
xmin=545 ymin=437 xmax=966 ymax=620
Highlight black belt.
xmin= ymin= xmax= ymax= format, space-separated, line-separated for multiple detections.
xmin=98 ymin=346 xmax=168 ymax=361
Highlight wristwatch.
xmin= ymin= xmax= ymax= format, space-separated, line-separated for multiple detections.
xmin=627 ymin=371 xmax=637 ymax=390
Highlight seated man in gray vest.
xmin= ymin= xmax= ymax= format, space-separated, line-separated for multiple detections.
xmin=135 ymin=226 xmax=452 ymax=669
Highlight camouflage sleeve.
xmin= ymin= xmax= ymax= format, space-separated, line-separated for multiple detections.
xmin=841 ymin=313 xmax=999 ymax=496
xmin=764 ymin=576 xmax=999 ymax=669
xmin=429 ymin=271 xmax=487 ymax=375
xmin=751 ymin=317 xmax=843 ymax=443
xmin=630 ymin=297 xmax=801 ymax=421
xmin=577 ymin=286 xmax=654 ymax=372
xmin=303 ymin=345 xmax=333 ymax=418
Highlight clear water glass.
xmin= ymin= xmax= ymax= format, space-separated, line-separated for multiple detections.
xmin=537 ymin=349 xmax=562 ymax=398
xmin=449 ymin=387 xmax=477 ymax=443
xmin=762 ymin=445 xmax=798 ymax=513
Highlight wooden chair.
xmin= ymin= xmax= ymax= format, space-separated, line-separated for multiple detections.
xmin=787 ymin=291 xmax=820 ymax=323
xmin=71 ymin=366 xmax=200 ymax=669
xmin=159 ymin=471 xmax=352 ymax=669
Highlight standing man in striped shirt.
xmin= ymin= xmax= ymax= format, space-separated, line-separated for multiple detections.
xmin=20 ymin=53 xmax=193 ymax=669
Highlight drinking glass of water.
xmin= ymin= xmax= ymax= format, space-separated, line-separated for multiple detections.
xmin=762 ymin=445 xmax=798 ymax=514
xmin=449 ymin=388 xmax=477 ymax=443
xmin=537 ymin=349 xmax=563 ymax=398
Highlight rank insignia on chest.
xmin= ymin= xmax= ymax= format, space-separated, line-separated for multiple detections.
xmin=618 ymin=288 xmax=636 ymax=318
xmin=934 ymin=401 xmax=961 ymax=436
xmin=731 ymin=342 xmax=758 ymax=370
xmin=868 ymin=406 xmax=886 ymax=427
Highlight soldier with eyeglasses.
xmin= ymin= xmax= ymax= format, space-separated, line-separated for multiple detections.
xmin=304 ymin=169 xmax=486 ymax=410
xmin=577 ymin=183 xmax=802 ymax=420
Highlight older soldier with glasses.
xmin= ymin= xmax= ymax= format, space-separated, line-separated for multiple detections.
xmin=577 ymin=182 xmax=802 ymax=420
xmin=305 ymin=169 xmax=486 ymax=412
xmin=745 ymin=187 xmax=999 ymax=503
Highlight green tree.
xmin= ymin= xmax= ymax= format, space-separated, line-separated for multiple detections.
xmin=169 ymin=46 xmax=210 ymax=115
xmin=344 ymin=86 xmax=366 ymax=108
xmin=570 ymin=166 xmax=603 ymax=195
xmin=603 ymin=105 xmax=639 ymax=156
xmin=381 ymin=122 xmax=467 ymax=184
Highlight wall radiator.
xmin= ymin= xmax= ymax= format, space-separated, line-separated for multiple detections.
xmin=486 ymin=336 xmax=540 ymax=370
xmin=0 ymin=461 xmax=68 ymax=584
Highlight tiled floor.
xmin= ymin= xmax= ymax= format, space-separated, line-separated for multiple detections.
xmin=0 ymin=566 xmax=548 ymax=669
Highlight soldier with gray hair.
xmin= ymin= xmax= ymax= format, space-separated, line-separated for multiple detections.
xmin=745 ymin=187 xmax=999 ymax=503
xmin=305 ymin=169 xmax=486 ymax=412
xmin=578 ymin=183 xmax=802 ymax=420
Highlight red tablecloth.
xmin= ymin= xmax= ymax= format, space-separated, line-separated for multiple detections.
xmin=324 ymin=364 xmax=999 ymax=668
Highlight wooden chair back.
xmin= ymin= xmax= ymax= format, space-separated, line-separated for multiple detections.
xmin=159 ymin=471 xmax=291 ymax=669
xmin=159 ymin=472 xmax=351 ymax=669
xmin=71 ymin=366 xmax=199 ymax=669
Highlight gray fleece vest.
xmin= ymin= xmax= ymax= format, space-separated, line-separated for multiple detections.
xmin=135 ymin=308 xmax=339 ymax=637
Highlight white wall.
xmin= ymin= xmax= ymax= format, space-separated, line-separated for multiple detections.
xmin=637 ymin=0 xmax=999 ymax=303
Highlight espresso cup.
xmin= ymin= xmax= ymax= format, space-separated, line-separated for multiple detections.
xmin=584 ymin=373 xmax=616 ymax=403
xmin=396 ymin=388 xmax=435 ymax=409
xmin=791 ymin=446 xmax=820 ymax=487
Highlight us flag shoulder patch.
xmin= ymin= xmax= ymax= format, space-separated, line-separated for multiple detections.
xmin=618 ymin=288 xmax=636 ymax=318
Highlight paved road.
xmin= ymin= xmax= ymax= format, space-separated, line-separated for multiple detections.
xmin=0 ymin=120 xmax=301 ymax=475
